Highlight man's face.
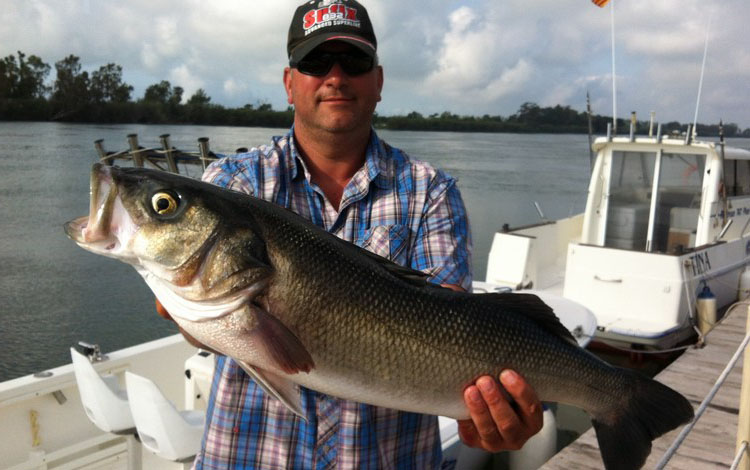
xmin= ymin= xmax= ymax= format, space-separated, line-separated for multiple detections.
xmin=284 ymin=41 xmax=383 ymax=135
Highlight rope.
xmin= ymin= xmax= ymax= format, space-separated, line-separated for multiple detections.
xmin=730 ymin=441 xmax=749 ymax=470
xmin=656 ymin=327 xmax=750 ymax=469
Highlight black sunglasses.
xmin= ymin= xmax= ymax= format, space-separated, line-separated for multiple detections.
xmin=291 ymin=51 xmax=375 ymax=77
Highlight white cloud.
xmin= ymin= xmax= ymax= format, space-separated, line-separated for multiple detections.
xmin=153 ymin=18 xmax=181 ymax=57
xmin=423 ymin=7 xmax=507 ymax=100
xmin=0 ymin=0 xmax=747 ymax=126
xmin=223 ymin=78 xmax=247 ymax=97
xmin=484 ymin=59 xmax=534 ymax=101
xmin=169 ymin=65 xmax=204 ymax=100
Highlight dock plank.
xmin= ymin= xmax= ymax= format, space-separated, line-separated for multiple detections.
xmin=542 ymin=307 xmax=747 ymax=470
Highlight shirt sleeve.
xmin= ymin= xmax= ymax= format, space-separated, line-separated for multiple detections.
xmin=201 ymin=153 xmax=258 ymax=195
xmin=410 ymin=172 xmax=473 ymax=291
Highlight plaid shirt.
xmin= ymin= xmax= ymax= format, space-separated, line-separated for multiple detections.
xmin=194 ymin=128 xmax=472 ymax=470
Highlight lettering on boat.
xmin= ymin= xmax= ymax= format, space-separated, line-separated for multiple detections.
xmin=688 ymin=251 xmax=712 ymax=276
xmin=715 ymin=207 xmax=750 ymax=219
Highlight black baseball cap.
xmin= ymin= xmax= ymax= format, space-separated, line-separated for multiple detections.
xmin=287 ymin=0 xmax=377 ymax=64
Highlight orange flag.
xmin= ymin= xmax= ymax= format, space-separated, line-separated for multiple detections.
xmin=592 ymin=0 xmax=610 ymax=6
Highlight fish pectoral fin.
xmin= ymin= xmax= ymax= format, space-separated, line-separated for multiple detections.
xmin=237 ymin=360 xmax=306 ymax=420
xmin=250 ymin=304 xmax=315 ymax=375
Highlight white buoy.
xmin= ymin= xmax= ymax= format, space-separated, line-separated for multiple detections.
xmin=739 ymin=269 xmax=750 ymax=301
xmin=696 ymin=283 xmax=717 ymax=336
xmin=508 ymin=405 xmax=557 ymax=469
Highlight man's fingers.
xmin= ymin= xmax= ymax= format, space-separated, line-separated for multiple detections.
xmin=463 ymin=380 xmax=515 ymax=451
xmin=500 ymin=370 xmax=543 ymax=432
xmin=459 ymin=371 xmax=544 ymax=452
xmin=457 ymin=417 xmax=481 ymax=448
xmin=476 ymin=376 xmax=526 ymax=450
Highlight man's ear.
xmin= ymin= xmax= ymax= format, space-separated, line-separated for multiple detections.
xmin=283 ymin=67 xmax=294 ymax=104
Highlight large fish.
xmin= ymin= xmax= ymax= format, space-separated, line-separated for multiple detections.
xmin=65 ymin=163 xmax=693 ymax=470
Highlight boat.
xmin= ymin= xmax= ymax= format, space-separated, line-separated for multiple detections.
xmin=485 ymin=126 xmax=750 ymax=350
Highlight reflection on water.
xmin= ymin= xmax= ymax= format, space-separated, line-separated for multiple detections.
xmin=1 ymin=122 xmax=745 ymax=381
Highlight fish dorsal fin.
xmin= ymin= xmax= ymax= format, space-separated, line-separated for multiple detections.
xmin=480 ymin=293 xmax=578 ymax=345
xmin=354 ymin=247 xmax=448 ymax=289
xmin=237 ymin=360 xmax=306 ymax=420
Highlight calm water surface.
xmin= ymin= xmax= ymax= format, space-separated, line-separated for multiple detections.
xmin=1 ymin=122 xmax=745 ymax=381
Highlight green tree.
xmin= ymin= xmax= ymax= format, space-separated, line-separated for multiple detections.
xmin=0 ymin=51 xmax=50 ymax=99
xmin=53 ymin=55 xmax=90 ymax=108
xmin=90 ymin=63 xmax=133 ymax=103
xmin=143 ymin=80 xmax=173 ymax=104
xmin=512 ymin=102 xmax=541 ymax=124
xmin=187 ymin=88 xmax=211 ymax=105
xmin=168 ymin=86 xmax=183 ymax=106
xmin=0 ymin=55 xmax=19 ymax=99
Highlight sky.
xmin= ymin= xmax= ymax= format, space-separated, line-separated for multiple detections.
xmin=2 ymin=0 xmax=749 ymax=128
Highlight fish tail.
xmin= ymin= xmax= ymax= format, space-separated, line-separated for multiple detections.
xmin=591 ymin=369 xmax=694 ymax=470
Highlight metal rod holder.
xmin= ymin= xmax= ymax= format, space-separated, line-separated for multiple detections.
xmin=127 ymin=134 xmax=144 ymax=167
xmin=198 ymin=137 xmax=210 ymax=171
xmin=160 ymin=134 xmax=179 ymax=174
xmin=649 ymin=111 xmax=655 ymax=137
xmin=94 ymin=139 xmax=113 ymax=166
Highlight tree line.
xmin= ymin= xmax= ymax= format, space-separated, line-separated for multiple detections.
xmin=0 ymin=51 xmax=292 ymax=127
xmin=1 ymin=51 xmax=747 ymax=137
xmin=377 ymin=103 xmax=749 ymax=137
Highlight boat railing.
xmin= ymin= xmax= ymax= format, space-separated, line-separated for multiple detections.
xmin=656 ymin=301 xmax=750 ymax=469
xmin=94 ymin=134 xmax=226 ymax=175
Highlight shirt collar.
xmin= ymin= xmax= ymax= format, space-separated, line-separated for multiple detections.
xmin=284 ymin=126 xmax=394 ymax=191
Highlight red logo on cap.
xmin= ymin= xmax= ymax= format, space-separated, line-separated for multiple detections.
xmin=303 ymin=3 xmax=359 ymax=31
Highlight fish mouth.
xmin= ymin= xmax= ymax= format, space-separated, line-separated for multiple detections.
xmin=64 ymin=164 xmax=136 ymax=258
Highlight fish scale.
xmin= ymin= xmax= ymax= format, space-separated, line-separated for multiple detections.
xmin=65 ymin=164 xmax=694 ymax=470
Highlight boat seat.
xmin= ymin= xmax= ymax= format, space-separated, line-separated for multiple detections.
xmin=125 ymin=371 xmax=205 ymax=462
xmin=669 ymin=207 xmax=699 ymax=231
xmin=70 ymin=348 xmax=135 ymax=435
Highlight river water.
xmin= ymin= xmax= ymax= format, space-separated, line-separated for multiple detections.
xmin=1 ymin=121 xmax=744 ymax=381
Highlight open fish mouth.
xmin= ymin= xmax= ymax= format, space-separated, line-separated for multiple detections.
xmin=64 ymin=164 xmax=136 ymax=258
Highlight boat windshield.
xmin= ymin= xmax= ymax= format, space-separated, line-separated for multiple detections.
xmin=725 ymin=157 xmax=750 ymax=196
xmin=605 ymin=150 xmax=705 ymax=252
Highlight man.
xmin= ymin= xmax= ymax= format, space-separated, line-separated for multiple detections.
xmin=159 ymin=1 xmax=543 ymax=468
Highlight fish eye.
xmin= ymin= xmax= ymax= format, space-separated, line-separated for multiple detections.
xmin=151 ymin=191 xmax=179 ymax=215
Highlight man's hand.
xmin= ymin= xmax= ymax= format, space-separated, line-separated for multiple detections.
xmin=155 ymin=299 xmax=219 ymax=354
xmin=458 ymin=370 xmax=543 ymax=452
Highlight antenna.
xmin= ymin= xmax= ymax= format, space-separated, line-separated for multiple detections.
xmin=610 ymin=0 xmax=617 ymax=135
xmin=586 ymin=90 xmax=594 ymax=172
xmin=693 ymin=11 xmax=714 ymax=136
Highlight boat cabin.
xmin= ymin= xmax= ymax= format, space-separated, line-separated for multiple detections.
xmin=581 ymin=137 xmax=750 ymax=252
xmin=485 ymin=135 xmax=750 ymax=348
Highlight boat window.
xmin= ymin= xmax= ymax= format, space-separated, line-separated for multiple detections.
xmin=725 ymin=158 xmax=750 ymax=196
xmin=659 ymin=152 xmax=706 ymax=252
xmin=605 ymin=151 xmax=657 ymax=250
xmin=604 ymin=151 xmax=706 ymax=252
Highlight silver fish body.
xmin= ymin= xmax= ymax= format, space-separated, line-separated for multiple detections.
xmin=65 ymin=164 xmax=693 ymax=470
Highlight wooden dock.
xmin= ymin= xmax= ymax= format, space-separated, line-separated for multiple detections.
xmin=542 ymin=306 xmax=748 ymax=469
